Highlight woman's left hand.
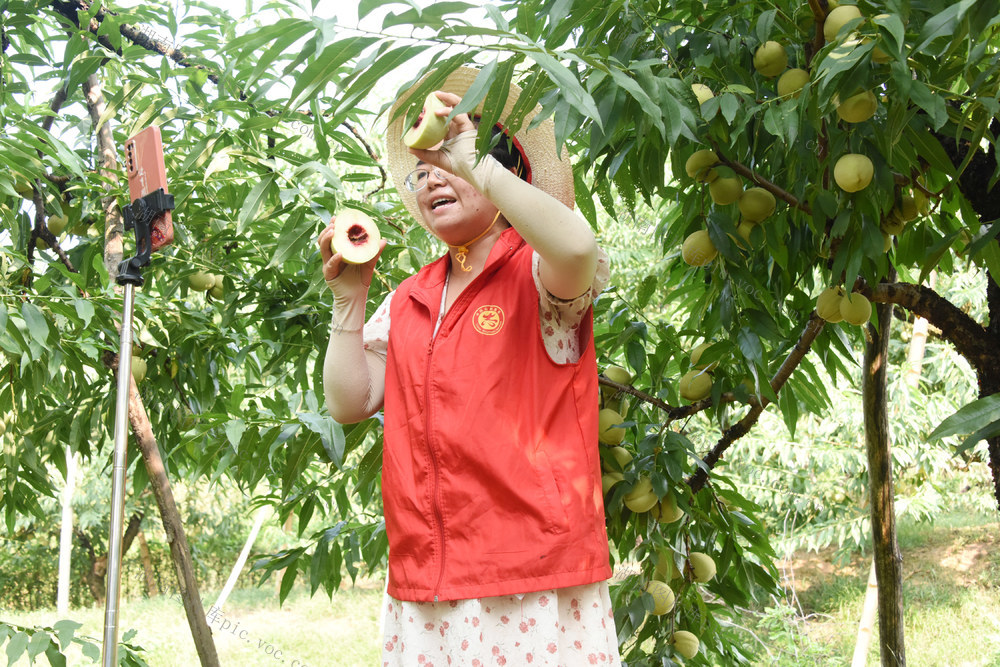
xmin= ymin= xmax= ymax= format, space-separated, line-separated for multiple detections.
xmin=406 ymin=91 xmax=480 ymax=184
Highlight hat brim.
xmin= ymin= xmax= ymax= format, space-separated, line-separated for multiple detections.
xmin=385 ymin=66 xmax=575 ymax=232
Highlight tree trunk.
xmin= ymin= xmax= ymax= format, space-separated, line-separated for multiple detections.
xmin=854 ymin=292 xmax=931 ymax=664
xmin=57 ymin=445 xmax=77 ymax=615
xmin=73 ymin=511 xmax=142 ymax=606
xmin=137 ymin=529 xmax=159 ymax=597
xmin=74 ymin=528 xmax=107 ymax=606
xmin=128 ymin=383 xmax=220 ymax=667
xmin=939 ymin=118 xmax=1000 ymax=510
xmin=985 ymin=274 xmax=1000 ymax=510
xmin=864 ymin=286 xmax=906 ymax=666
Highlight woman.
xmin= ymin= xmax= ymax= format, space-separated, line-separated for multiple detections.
xmin=319 ymin=67 xmax=621 ymax=666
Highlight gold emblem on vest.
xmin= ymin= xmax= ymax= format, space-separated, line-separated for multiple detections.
xmin=472 ymin=305 xmax=504 ymax=335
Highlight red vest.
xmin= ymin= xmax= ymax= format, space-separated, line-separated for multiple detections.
xmin=383 ymin=228 xmax=611 ymax=601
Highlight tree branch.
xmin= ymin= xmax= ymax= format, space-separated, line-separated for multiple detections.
xmin=22 ymin=74 xmax=78 ymax=274
xmin=687 ymin=314 xmax=826 ymax=492
xmin=343 ymin=120 xmax=390 ymax=201
xmin=82 ymin=74 xmax=125 ymax=279
xmin=870 ymin=282 xmax=1000 ymax=377
xmin=599 ymin=376 xmax=706 ymax=419
xmin=805 ymin=0 xmax=828 ymax=68
xmin=713 ymin=149 xmax=812 ymax=215
xmin=121 ymin=511 xmax=144 ymax=555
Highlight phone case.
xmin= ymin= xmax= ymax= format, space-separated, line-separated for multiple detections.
xmin=124 ymin=126 xmax=174 ymax=251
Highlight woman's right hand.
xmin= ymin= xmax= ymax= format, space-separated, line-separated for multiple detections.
xmin=318 ymin=218 xmax=387 ymax=293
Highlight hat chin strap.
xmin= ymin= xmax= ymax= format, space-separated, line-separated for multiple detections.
xmin=448 ymin=209 xmax=502 ymax=272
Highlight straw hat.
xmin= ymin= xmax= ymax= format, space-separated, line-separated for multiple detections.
xmin=385 ymin=66 xmax=575 ymax=231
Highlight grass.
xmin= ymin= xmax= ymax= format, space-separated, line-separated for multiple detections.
xmin=3 ymin=577 xmax=385 ymax=666
xmin=4 ymin=511 xmax=1000 ymax=665
xmin=747 ymin=510 xmax=1000 ymax=667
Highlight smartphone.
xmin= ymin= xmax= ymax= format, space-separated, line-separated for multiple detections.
xmin=124 ymin=126 xmax=174 ymax=251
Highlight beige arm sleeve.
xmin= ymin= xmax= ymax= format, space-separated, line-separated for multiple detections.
xmin=321 ymin=292 xmax=389 ymax=424
xmin=442 ymin=130 xmax=598 ymax=299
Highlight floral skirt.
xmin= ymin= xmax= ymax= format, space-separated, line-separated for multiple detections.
xmin=381 ymin=580 xmax=622 ymax=666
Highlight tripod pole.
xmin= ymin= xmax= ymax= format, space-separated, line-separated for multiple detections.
xmin=102 ymin=281 xmax=136 ymax=667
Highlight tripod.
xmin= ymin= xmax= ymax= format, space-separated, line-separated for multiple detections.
xmin=101 ymin=189 xmax=174 ymax=666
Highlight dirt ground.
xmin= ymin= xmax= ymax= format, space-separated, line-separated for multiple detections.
xmin=778 ymin=521 xmax=1000 ymax=600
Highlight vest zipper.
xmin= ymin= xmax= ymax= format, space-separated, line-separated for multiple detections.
xmin=425 ymin=336 xmax=447 ymax=602
xmin=419 ymin=241 xmax=518 ymax=602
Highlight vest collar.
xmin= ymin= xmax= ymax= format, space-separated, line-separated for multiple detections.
xmin=407 ymin=227 xmax=526 ymax=309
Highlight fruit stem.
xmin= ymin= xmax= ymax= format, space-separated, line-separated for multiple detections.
xmin=712 ymin=148 xmax=812 ymax=215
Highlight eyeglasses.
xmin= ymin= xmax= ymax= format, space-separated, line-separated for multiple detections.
xmin=403 ymin=167 xmax=449 ymax=192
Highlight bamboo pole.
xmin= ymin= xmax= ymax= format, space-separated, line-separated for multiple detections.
xmin=212 ymin=506 xmax=269 ymax=614
xmin=851 ymin=561 xmax=879 ymax=667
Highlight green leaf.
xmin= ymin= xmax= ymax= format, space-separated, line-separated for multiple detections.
xmin=573 ymin=167 xmax=597 ymax=225
xmin=309 ymin=535 xmax=329 ymax=595
xmin=908 ymin=81 xmax=947 ymax=131
xmin=815 ymin=39 xmax=873 ymax=81
xmin=659 ymin=78 xmax=700 ymax=143
xmin=225 ymin=419 xmax=247 ymax=452
xmin=5 ymin=631 xmax=30 ymax=664
xmin=278 ymin=560 xmax=298 ymax=604
xmin=298 ymin=496 xmax=315 ymax=537
xmin=754 ymin=9 xmax=776 ymax=43
xmin=978 ymin=241 xmax=1000 ymax=288
xmin=530 ymin=51 xmax=602 ymax=129
xmin=80 ymin=641 xmax=100 ymax=660
xmin=720 ymin=93 xmax=740 ymax=125
xmin=636 ymin=275 xmax=658 ymax=309
xmin=736 ymin=327 xmax=763 ymax=367
xmin=929 ymin=394 xmax=1000 ymax=441
xmin=872 ymin=13 xmax=905 ymax=55
xmin=266 ymin=209 xmax=315 ymax=270
xmin=904 ymin=123 xmax=955 ymax=176
xmin=51 ymin=621 xmax=80 ymax=651
xmin=285 ymin=37 xmax=379 ymax=112
xmin=625 ymin=339 xmax=646 ymax=375
xmin=912 ymin=0 xmax=977 ymax=55
xmin=956 ymin=420 xmax=1000 ymax=456
xmin=612 ymin=68 xmax=664 ymax=140
xmin=242 ymin=20 xmax=315 ymax=91
xmin=17 ymin=124 xmax=87 ymax=178
xmin=335 ymin=44 xmax=431 ymax=122
xmin=73 ymin=298 xmax=95 ymax=329
xmin=238 ymin=173 xmax=277 ymax=234
xmin=299 ymin=412 xmax=346 ymax=466
xmin=44 ymin=643 xmax=67 ymax=667
xmin=20 ymin=303 xmax=50 ymax=346
xmin=27 ymin=630 xmax=51 ymax=660
xmin=778 ymin=388 xmax=799 ymax=439
xmin=452 ymin=59 xmax=498 ymax=122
